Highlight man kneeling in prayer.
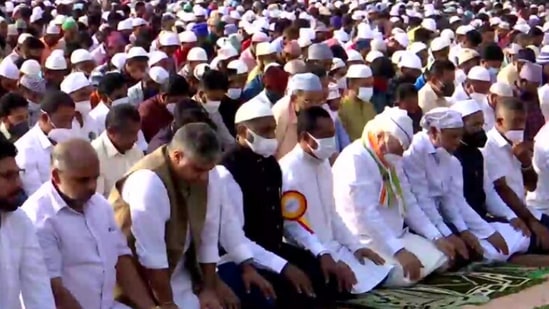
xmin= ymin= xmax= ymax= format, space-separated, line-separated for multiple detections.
xmin=332 ymin=107 xmax=454 ymax=287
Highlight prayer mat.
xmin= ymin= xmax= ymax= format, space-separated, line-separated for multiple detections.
xmin=338 ymin=263 xmax=549 ymax=309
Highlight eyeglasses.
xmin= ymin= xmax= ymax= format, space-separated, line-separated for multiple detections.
xmin=0 ymin=168 xmax=24 ymax=182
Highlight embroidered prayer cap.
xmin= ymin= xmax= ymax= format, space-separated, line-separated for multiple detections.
xmin=234 ymin=99 xmax=274 ymax=123
xmin=467 ymin=66 xmax=490 ymax=82
xmin=20 ymin=74 xmax=46 ymax=93
xmin=60 ymin=72 xmax=90 ymax=94
xmin=451 ymin=99 xmax=482 ymax=118
xmin=420 ymin=107 xmax=464 ymax=130
xmin=489 ymin=82 xmax=513 ymax=97
xmin=0 ymin=60 xmax=19 ymax=80
xmin=520 ymin=62 xmax=543 ymax=84
xmin=364 ymin=106 xmax=414 ymax=150
xmin=288 ymin=73 xmax=322 ymax=93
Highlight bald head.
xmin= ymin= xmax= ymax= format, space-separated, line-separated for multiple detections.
xmin=51 ymin=139 xmax=99 ymax=171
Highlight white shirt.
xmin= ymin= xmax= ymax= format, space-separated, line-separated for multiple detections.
xmin=91 ymin=132 xmax=144 ymax=197
xmin=527 ymin=124 xmax=549 ymax=211
xmin=332 ymin=140 xmax=442 ymax=256
xmin=249 ymin=90 xmax=274 ymax=108
xmin=21 ymin=182 xmax=132 ymax=309
xmin=403 ymin=132 xmax=495 ymax=239
xmin=120 ymin=169 xmax=220 ymax=308
xmin=216 ymin=166 xmax=288 ymax=273
xmin=0 ymin=209 xmax=56 ymax=309
xmin=87 ymin=102 xmax=148 ymax=152
xmin=279 ymin=145 xmax=363 ymax=256
xmin=15 ymin=124 xmax=54 ymax=195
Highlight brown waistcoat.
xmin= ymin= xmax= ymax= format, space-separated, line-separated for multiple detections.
xmin=108 ymin=146 xmax=208 ymax=305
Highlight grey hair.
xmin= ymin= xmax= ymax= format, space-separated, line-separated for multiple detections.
xmin=168 ymin=123 xmax=221 ymax=164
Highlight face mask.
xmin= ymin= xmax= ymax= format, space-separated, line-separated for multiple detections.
xmin=337 ymin=77 xmax=347 ymax=89
xmin=112 ymin=97 xmax=130 ymax=106
xmin=504 ymin=130 xmax=524 ymax=144
xmin=265 ymin=90 xmax=283 ymax=104
xmin=488 ymin=67 xmax=499 ymax=82
xmin=470 ymin=92 xmax=487 ymax=104
xmin=246 ymin=129 xmax=278 ymax=157
xmin=48 ymin=126 xmax=79 ymax=144
xmin=384 ymin=153 xmax=402 ymax=167
xmin=28 ymin=100 xmax=40 ymax=112
xmin=357 ymin=87 xmax=373 ymax=102
xmin=75 ymin=100 xmax=92 ymax=116
xmin=226 ymin=88 xmax=242 ymax=100
xmin=308 ymin=133 xmax=337 ymax=160
xmin=166 ymin=103 xmax=176 ymax=115
xmin=203 ymin=99 xmax=221 ymax=113
xmin=8 ymin=121 xmax=29 ymax=138
xmin=440 ymin=82 xmax=455 ymax=97
xmin=462 ymin=130 xmax=487 ymax=148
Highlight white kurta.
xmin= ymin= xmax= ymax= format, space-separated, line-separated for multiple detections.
xmin=279 ymin=146 xmax=392 ymax=294
xmin=332 ymin=140 xmax=447 ymax=287
xmin=527 ymin=123 xmax=549 ymax=215
xmin=405 ymin=132 xmax=529 ymax=262
xmin=0 ymin=209 xmax=56 ymax=309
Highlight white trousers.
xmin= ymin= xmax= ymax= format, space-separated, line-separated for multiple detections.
xmin=478 ymin=222 xmax=530 ymax=262
xmin=364 ymin=232 xmax=448 ymax=288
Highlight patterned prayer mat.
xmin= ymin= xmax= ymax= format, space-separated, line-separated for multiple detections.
xmin=339 ymin=263 xmax=549 ymax=309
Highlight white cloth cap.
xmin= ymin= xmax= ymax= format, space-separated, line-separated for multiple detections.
xmin=17 ymin=33 xmax=32 ymax=45
xmin=132 ymin=17 xmax=147 ymax=27
xmin=451 ymin=99 xmax=482 ymax=118
xmin=60 ymin=72 xmax=90 ymax=94
xmin=489 ymin=82 xmax=513 ymax=97
xmin=217 ymin=46 xmax=238 ymax=60
xmin=421 ymin=18 xmax=437 ymax=32
xmin=179 ymin=30 xmax=197 ymax=43
xmin=346 ymin=64 xmax=372 ymax=79
xmin=111 ymin=53 xmax=127 ymax=70
xmin=20 ymin=59 xmax=41 ymax=75
xmin=458 ymin=48 xmax=480 ymax=65
xmin=148 ymin=66 xmax=169 ymax=84
xmin=289 ymin=73 xmax=322 ymax=92
xmin=46 ymin=22 xmax=60 ymax=34
xmin=227 ymin=59 xmax=248 ymax=74
xmin=420 ymin=107 xmax=464 ymax=130
xmin=7 ymin=24 xmax=17 ymax=36
xmin=467 ymin=66 xmax=490 ymax=82
xmin=159 ymin=31 xmax=180 ymax=46
xmin=251 ymin=32 xmax=269 ymax=43
xmin=327 ymin=83 xmax=340 ymax=101
xmin=371 ymin=38 xmax=387 ymax=52
xmin=365 ymin=50 xmax=384 ymax=63
xmin=346 ymin=49 xmax=364 ymax=63
xmin=127 ymin=47 xmax=149 ymax=59
xmin=398 ymin=52 xmax=422 ymax=69
xmin=0 ymin=60 xmax=19 ymax=80
xmin=70 ymin=49 xmax=93 ymax=64
xmin=193 ymin=63 xmax=210 ymax=79
xmin=187 ymin=47 xmax=208 ymax=61
xmin=430 ymin=37 xmax=450 ymax=52
xmin=234 ymin=100 xmax=274 ymax=123
xmin=148 ymin=51 xmax=168 ymax=67
xmin=45 ymin=54 xmax=67 ymax=70
xmin=393 ymin=32 xmax=409 ymax=48
xmin=364 ymin=106 xmax=414 ymax=150
xmin=440 ymin=29 xmax=455 ymax=42
xmin=331 ymin=58 xmax=345 ymax=71
xmin=391 ymin=50 xmax=405 ymax=65
xmin=456 ymin=25 xmax=474 ymax=35
xmin=256 ymin=42 xmax=275 ymax=56
xmin=117 ymin=18 xmax=133 ymax=31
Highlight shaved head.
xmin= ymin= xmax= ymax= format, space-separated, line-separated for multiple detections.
xmin=51 ymin=139 xmax=100 ymax=207
xmin=51 ymin=138 xmax=99 ymax=171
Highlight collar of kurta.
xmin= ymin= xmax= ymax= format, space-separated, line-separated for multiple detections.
xmin=35 ymin=125 xmax=54 ymax=149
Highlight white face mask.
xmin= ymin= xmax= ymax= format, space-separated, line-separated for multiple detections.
xmin=75 ymin=100 xmax=92 ymax=116
xmin=384 ymin=153 xmax=402 ymax=167
xmin=505 ymin=130 xmax=524 ymax=144
xmin=357 ymin=87 xmax=373 ymax=102
xmin=48 ymin=125 xmax=79 ymax=144
xmin=203 ymin=100 xmax=221 ymax=113
xmin=308 ymin=133 xmax=337 ymax=160
xmin=27 ymin=99 xmax=40 ymax=112
xmin=166 ymin=103 xmax=176 ymax=115
xmin=112 ymin=97 xmax=130 ymax=107
xmin=246 ymin=129 xmax=278 ymax=157
xmin=226 ymin=88 xmax=242 ymax=100
xmin=337 ymin=77 xmax=347 ymax=89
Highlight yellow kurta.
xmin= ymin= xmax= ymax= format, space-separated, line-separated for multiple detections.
xmin=247 ymin=65 xmax=261 ymax=83
xmin=338 ymin=96 xmax=377 ymax=141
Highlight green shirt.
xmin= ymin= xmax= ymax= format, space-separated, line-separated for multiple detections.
xmin=338 ymin=96 xmax=377 ymax=141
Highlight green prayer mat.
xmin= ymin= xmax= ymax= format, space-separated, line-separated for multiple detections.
xmin=339 ymin=263 xmax=549 ymax=309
